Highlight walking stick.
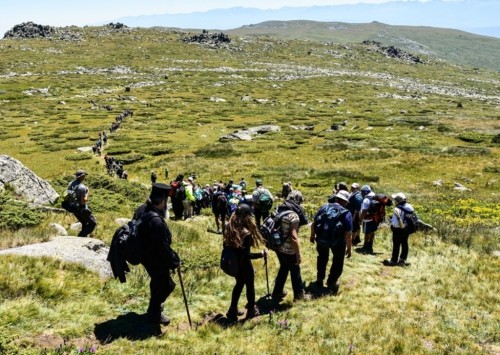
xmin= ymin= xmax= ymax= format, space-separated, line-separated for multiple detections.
xmin=264 ymin=252 xmax=270 ymax=298
xmin=177 ymin=266 xmax=192 ymax=328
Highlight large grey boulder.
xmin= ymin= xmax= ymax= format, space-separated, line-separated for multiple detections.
xmin=220 ymin=125 xmax=280 ymax=142
xmin=0 ymin=155 xmax=59 ymax=205
xmin=0 ymin=236 xmax=112 ymax=278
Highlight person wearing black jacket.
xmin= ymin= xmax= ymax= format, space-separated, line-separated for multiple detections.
xmin=134 ymin=183 xmax=180 ymax=325
xmin=223 ymin=204 xmax=267 ymax=321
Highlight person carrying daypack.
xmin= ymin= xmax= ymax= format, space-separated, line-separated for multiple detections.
xmin=212 ymin=185 xmax=228 ymax=234
xmin=347 ymin=183 xmax=363 ymax=246
xmin=133 ymin=183 xmax=180 ymax=325
xmin=169 ymin=175 xmax=184 ymax=220
xmin=359 ymin=185 xmax=393 ymax=254
xmin=222 ymin=204 xmax=267 ymax=322
xmin=310 ymin=190 xmax=353 ymax=294
xmin=252 ymin=179 xmax=273 ymax=228
xmin=61 ymin=170 xmax=96 ymax=237
xmin=384 ymin=193 xmax=417 ymax=267
xmin=271 ymin=190 xmax=310 ymax=304
xmin=182 ymin=177 xmax=196 ymax=220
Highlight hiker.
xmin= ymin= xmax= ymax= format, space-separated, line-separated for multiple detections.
xmin=102 ymin=130 xmax=107 ymax=145
xmin=182 ymin=176 xmax=196 ymax=219
xmin=193 ymin=184 xmax=204 ymax=215
xmin=281 ymin=182 xmax=292 ymax=199
xmin=133 ymin=183 xmax=180 ymax=325
xmin=239 ymin=189 xmax=253 ymax=208
xmin=271 ymin=190 xmax=310 ymax=303
xmin=239 ymin=177 xmax=247 ymax=191
xmin=359 ymin=185 xmax=377 ymax=254
xmin=151 ymin=171 xmax=157 ymax=184
xmin=310 ymin=190 xmax=352 ymax=294
xmin=334 ymin=181 xmax=348 ymax=194
xmin=359 ymin=186 xmax=393 ymax=254
xmin=63 ymin=170 xmax=96 ymax=237
xmin=384 ymin=193 xmax=415 ymax=267
xmin=223 ymin=204 xmax=267 ymax=321
xmin=169 ymin=175 xmax=184 ymax=220
xmin=212 ymin=184 xmax=228 ymax=233
xmin=347 ymin=183 xmax=363 ymax=246
xmin=252 ymin=179 xmax=273 ymax=228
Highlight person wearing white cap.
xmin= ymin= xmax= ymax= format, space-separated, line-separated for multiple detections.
xmin=347 ymin=183 xmax=363 ymax=245
xmin=384 ymin=193 xmax=415 ymax=267
xmin=310 ymin=190 xmax=353 ymax=294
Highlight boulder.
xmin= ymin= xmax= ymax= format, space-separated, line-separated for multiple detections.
xmin=0 ymin=155 xmax=59 ymax=205
xmin=70 ymin=222 xmax=82 ymax=232
xmin=454 ymin=182 xmax=472 ymax=192
xmin=290 ymin=125 xmax=314 ymax=131
xmin=115 ymin=218 xmax=130 ymax=226
xmin=0 ymin=236 xmax=112 ymax=278
xmin=219 ymin=125 xmax=280 ymax=142
xmin=48 ymin=223 xmax=68 ymax=236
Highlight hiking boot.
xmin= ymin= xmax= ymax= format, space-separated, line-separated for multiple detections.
xmin=398 ymin=259 xmax=411 ymax=267
xmin=294 ymin=291 xmax=312 ymax=302
xmin=312 ymin=280 xmax=324 ymax=288
xmin=226 ymin=307 xmax=240 ymax=321
xmin=327 ymin=281 xmax=340 ymax=295
xmin=246 ymin=305 xmax=260 ymax=319
xmin=352 ymin=236 xmax=361 ymax=246
xmin=271 ymin=291 xmax=288 ymax=303
xmin=383 ymin=259 xmax=398 ymax=267
xmin=146 ymin=312 xmax=171 ymax=325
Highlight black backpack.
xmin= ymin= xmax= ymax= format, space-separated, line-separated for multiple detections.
xmin=113 ymin=211 xmax=159 ymax=265
xmin=220 ymin=245 xmax=239 ymax=277
xmin=398 ymin=207 xmax=419 ymax=234
xmin=260 ymin=210 xmax=294 ymax=250
xmin=175 ymin=184 xmax=186 ymax=200
xmin=314 ymin=204 xmax=348 ymax=247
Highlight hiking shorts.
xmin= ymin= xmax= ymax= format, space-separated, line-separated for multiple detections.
xmin=363 ymin=220 xmax=378 ymax=234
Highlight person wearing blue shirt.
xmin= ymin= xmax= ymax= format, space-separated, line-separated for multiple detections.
xmin=310 ymin=190 xmax=353 ymax=294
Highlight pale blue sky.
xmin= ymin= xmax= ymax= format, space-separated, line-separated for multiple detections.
xmin=0 ymin=0 xmax=497 ymax=36
xmin=0 ymin=0 xmax=424 ymax=35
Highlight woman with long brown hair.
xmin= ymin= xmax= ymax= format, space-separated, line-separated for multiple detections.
xmin=224 ymin=203 xmax=267 ymax=321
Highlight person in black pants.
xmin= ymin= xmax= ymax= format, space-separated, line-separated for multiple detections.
xmin=310 ymin=190 xmax=353 ymax=294
xmin=134 ymin=183 xmax=180 ymax=325
xmin=223 ymin=204 xmax=267 ymax=321
xmin=63 ymin=170 xmax=97 ymax=237
xmin=384 ymin=193 xmax=415 ymax=267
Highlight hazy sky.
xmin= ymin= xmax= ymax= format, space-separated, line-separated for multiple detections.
xmin=0 ymin=0 xmax=424 ymax=35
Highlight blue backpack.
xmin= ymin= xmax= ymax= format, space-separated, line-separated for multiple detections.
xmin=314 ymin=204 xmax=348 ymax=247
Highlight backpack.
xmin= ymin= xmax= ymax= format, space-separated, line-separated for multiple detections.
xmin=258 ymin=191 xmax=273 ymax=212
xmin=398 ymin=207 xmax=419 ymax=234
xmin=175 ymin=184 xmax=186 ymax=200
xmin=61 ymin=182 xmax=80 ymax=212
xmin=220 ymin=245 xmax=239 ymax=277
xmin=367 ymin=193 xmax=393 ymax=224
xmin=260 ymin=210 xmax=294 ymax=250
xmin=113 ymin=211 xmax=159 ymax=265
xmin=314 ymin=204 xmax=348 ymax=247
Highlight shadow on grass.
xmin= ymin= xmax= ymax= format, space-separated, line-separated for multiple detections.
xmin=354 ymin=247 xmax=383 ymax=256
xmin=94 ymin=312 xmax=161 ymax=344
xmin=204 ymin=296 xmax=293 ymax=328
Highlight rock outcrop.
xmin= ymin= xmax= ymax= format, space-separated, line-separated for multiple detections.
xmin=0 ymin=155 xmax=59 ymax=205
xmin=220 ymin=125 xmax=281 ymax=141
xmin=0 ymin=236 xmax=111 ymax=278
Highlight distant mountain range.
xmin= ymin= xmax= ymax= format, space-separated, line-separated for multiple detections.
xmin=116 ymin=0 xmax=500 ymax=38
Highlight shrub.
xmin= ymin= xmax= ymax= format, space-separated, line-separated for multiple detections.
xmin=64 ymin=153 xmax=93 ymax=161
xmin=0 ymin=194 xmax=44 ymax=230
xmin=195 ymin=143 xmax=239 ymax=158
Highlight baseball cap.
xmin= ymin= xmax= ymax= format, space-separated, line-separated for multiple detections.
xmin=256 ymin=179 xmax=263 ymax=186
xmin=75 ymin=170 xmax=86 ymax=178
xmin=361 ymin=185 xmax=371 ymax=193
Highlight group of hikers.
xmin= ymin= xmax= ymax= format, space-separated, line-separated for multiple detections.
xmin=102 ymin=173 xmax=421 ymax=325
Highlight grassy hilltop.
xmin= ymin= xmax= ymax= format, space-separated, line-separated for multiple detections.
xmin=0 ymin=25 xmax=499 ymax=354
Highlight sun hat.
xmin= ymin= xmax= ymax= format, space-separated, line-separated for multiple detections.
xmin=351 ymin=183 xmax=360 ymax=189
xmin=335 ymin=190 xmax=350 ymax=202
xmin=361 ymin=185 xmax=371 ymax=193
xmin=391 ymin=192 xmax=407 ymax=204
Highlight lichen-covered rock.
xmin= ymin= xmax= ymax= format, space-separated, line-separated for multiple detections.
xmin=0 ymin=155 xmax=59 ymax=205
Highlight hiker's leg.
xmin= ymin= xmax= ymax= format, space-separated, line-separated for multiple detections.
xmin=146 ymin=270 xmax=175 ymax=316
xmin=214 ymin=213 xmax=220 ymax=231
xmin=400 ymin=231 xmax=410 ymax=261
xmin=272 ymin=251 xmax=290 ymax=298
xmin=391 ymin=229 xmax=402 ymax=263
xmin=77 ymin=208 xmax=96 ymax=237
xmin=316 ymin=244 xmax=329 ymax=283
xmin=254 ymin=210 xmax=262 ymax=228
xmin=327 ymin=244 xmax=346 ymax=287
xmin=230 ymin=270 xmax=246 ymax=309
xmin=288 ymin=255 xmax=304 ymax=299
xmin=242 ymin=260 xmax=256 ymax=308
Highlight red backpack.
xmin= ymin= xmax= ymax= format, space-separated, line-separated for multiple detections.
xmin=367 ymin=193 xmax=393 ymax=224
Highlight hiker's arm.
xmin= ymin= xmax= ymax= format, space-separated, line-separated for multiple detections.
xmin=244 ymin=235 xmax=265 ymax=259
xmin=290 ymin=225 xmax=301 ymax=264
xmin=344 ymin=231 xmax=352 ymax=258
xmin=310 ymin=222 xmax=316 ymax=244
xmin=359 ymin=209 xmax=367 ymax=221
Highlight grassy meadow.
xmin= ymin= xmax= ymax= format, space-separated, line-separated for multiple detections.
xmin=0 ymin=26 xmax=499 ymax=354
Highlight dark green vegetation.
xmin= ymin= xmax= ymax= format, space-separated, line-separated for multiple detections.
xmin=0 ymin=26 xmax=499 ymax=354
xmin=227 ymin=20 xmax=500 ymax=71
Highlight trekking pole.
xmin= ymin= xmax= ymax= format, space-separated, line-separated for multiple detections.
xmin=264 ymin=252 xmax=270 ymax=298
xmin=177 ymin=266 xmax=192 ymax=329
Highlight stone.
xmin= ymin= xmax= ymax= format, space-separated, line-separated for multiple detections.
xmin=70 ymin=222 xmax=82 ymax=231
xmin=219 ymin=125 xmax=280 ymax=142
xmin=115 ymin=218 xmax=130 ymax=226
xmin=433 ymin=179 xmax=444 ymax=187
xmin=48 ymin=223 xmax=68 ymax=236
xmin=0 ymin=155 xmax=59 ymax=205
xmin=77 ymin=146 xmax=93 ymax=152
xmin=0 ymin=236 xmax=112 ymax=278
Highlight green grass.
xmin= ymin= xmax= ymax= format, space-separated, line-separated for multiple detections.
xmin=0 ymin=26 xmax=499 ymax=353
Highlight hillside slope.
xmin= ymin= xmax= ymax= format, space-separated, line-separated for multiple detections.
xmin=226 ymin=20 xmax=500 ymax=71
